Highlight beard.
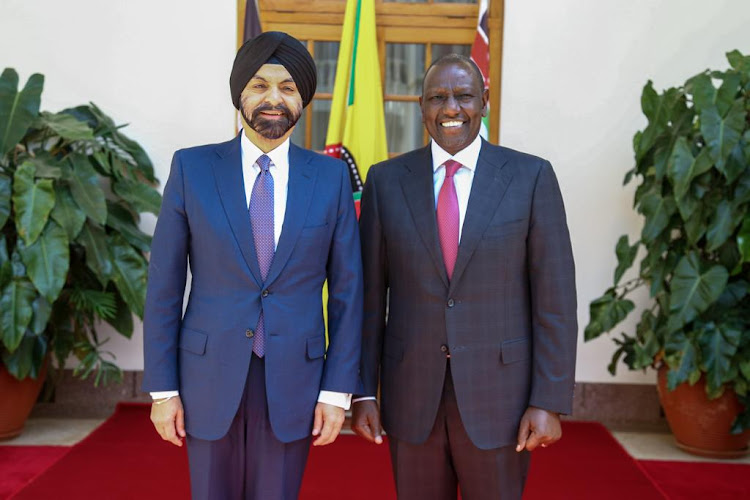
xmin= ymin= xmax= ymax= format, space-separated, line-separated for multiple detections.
xmin=241 ymin=100 xmax=301 ymax=140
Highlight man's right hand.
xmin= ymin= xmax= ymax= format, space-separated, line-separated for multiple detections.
xmin=150 ymin=396 xmax=186 ymax=447
xmin=351 ymin=399 xmax=383 ymax=444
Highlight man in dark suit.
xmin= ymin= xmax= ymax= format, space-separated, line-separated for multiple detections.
xmin=352 ymin=54 xmax=577 ymax=499
xmin=142 ymin=32 xmax=362 ymax=499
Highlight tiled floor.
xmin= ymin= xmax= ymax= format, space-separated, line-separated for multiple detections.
xmin=2 ymin=418 xmax=749 ymax=465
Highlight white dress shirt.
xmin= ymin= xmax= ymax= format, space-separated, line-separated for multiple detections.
xmin=431 ymin=134 xmax=482 ymax=243
xmin=352 ymin=135 xmax=482 ymax=404
xmin=152 ymin=133 xmax=351 ymax=410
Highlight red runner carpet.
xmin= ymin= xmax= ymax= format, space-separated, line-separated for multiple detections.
xmin=0 ymin=446 xmax=68 ymax=499
xmin=6 ymin=402 xmax=731 ymax=499
xmin=640 ymin=460 xmax=750 ymax=500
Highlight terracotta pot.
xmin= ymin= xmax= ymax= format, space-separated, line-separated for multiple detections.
xmin=657 ymin=364 xmax=750 ymax=458
xmin=0 ymin=362 xmax=47 ymax=440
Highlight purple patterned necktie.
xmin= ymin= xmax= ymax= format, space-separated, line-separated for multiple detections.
xmin=437 ymin=160 xmax=462 ymax=280
xmin=249 ymin=154 xmax=274 ymax=357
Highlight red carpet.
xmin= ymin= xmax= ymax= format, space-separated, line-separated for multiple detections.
xmin=640 ymin=460 xmax=750 ymax=500
xmin=0 ymin=446 xmax=68 ymax=499
xmin=10 ymin=403 xmax=736 ymax=499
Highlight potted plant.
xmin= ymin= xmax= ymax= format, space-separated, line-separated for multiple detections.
xmin=584 ymin=50 xmax=750 ymax=457
xmin=0 ymin=68 xmax=160 ymax=438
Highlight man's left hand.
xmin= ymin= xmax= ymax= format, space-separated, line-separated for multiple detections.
xmin=312 ymin=402 xmax=345 ymax=446
xmin=515 ymin=406 xmax=561 ymax=452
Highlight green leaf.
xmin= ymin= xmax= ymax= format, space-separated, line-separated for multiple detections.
xmin=701 ymin=100 xmax=745 ymax=174
xmin=0 ymin=279 xmax=36 ymax=352
xmin=0 ymin=173 xmax=10 ymax=228
xmin=37 ymin=111 xmax=94 ymax=141
xmin=108 ymin=234 xmax=147 ymax=319
xmin=699 ymin=323 xmax=740 ymax=397
xmin=716 ymin=280 xmax=748 ymax=308
xmin=667 ymin=140 xmax=713 ymax=201
xmin=78 ymin=222 xmax=113 ymax=286
xmin=69 ymin=288 xmax=116 ymax=320
xmin=68 ymin=154 xmax=107 ymax=225
xmin=684 ymin=204 xmax=706 ymax=245
xmin=0 ymin=331 xmax=47 ymax=380
xmin=726 ymin=50 xmax=750 ymax=77
xmin=30 ymin=295 xmax=52 ymax=335
xmin=107 ymin=291 xmax=134 ymax=338
xmin=738 ymin=218 xmax=750 ymax=264
xmin=638 ymin=82 xmax=676 ymax=159
xmin=0 ymin=69 xmax=44 ymax=158
xmin=639 ymin=191 xmax=676 ymax=243
xmin=706 ymin=200 xmax=744 ymax=252
xmin=723 ymin=138 xmax=747 ymax=185
xmin=0 ymin=235 xmax=10 ymax=289
xmin=112 ymin=178 xmax=162 ymax=215
xmin=26 ymin=154 xmax=63 ymax=179
xmin=614 ymin=235 xmax=639 ymax=285
xmin=688 ymin=72 xmax=740 ymax=117
xmin=18 ymin=221 xmax=69 ymax=302
xmin=51 ymin=185 xmax=86 ymax=240
xmin=584 ymin=290 xmax=635 ymax=341
xmin=13 ymin=162 xmax=55 ymax=245
xmin=736 ymin=169 xmax=750 ymax=206
xmin=665 ymin=331 xmax=698 ymax=391
xmin=667 ymin=253 xmax=728 ymax=332
xmin=106 ymin=201 xmax=151 ymax=252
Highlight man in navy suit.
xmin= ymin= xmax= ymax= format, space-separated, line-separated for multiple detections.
xmin=142 ymin=32 xmax=363 ymax=499
xmin=352 ymin=55 xmax=577 ymax=499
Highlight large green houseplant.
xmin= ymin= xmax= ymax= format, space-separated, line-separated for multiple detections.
xmin=0 ymin=68 xmax=160 ymax=389
xmin=584 ymin=51 xmax=750 ymax=436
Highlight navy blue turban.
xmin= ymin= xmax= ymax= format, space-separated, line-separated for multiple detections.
xmin=230 ymin=31 xmax=317 ymax=109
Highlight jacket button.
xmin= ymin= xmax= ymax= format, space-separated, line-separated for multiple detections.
xmin=245 ymin=329 xmax=254 ymax=338
xmin=447 ymin=298 xmax=455 ymax=308
xmin=440 ymin=344 xmax=449 ymax=353
xmin=262 ymin=289 xmax=270 ymax=298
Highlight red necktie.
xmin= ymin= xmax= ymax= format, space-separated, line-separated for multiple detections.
xmin=437 ymin=160 xmax=462 ymax=280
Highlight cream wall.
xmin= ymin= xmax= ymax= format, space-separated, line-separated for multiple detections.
xmin=1 ymin=0 xmax=749 ymax=384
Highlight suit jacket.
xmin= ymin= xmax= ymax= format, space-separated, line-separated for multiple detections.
xmin=142 ymin=135 xmax=363 ymax=443
xmin=359 ymin=139 xmax=577 ymax=450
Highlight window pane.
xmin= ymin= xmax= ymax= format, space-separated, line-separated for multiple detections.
xmin=385 ymin=0 xmax=427 ymax=3
xmin=386 ymin=101 xmax=423 ymax=153
xmin=386 ymin=44 xmax=426 ymax=95
xmin=432 ymin=44 xmax=472 ymax=62
xmin=315 ymin=42 xmax=339 ymax=94
xmin=311 ymin=100 xmax=331 ymax=151
xmin=435 ymin=0 xmax=477 ymax=3
xmin=291 ymin=109 xmax=307 ymax=147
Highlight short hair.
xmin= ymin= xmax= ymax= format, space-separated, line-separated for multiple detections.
xmin=422 ymin=54 xmax=485 ymax=95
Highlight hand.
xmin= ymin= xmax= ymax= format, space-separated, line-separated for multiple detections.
xmin=515 ymin=406 xmax=561 ymax=452
xmin=312 ymin=403 xmax=345 ymax=446
xmin=150 ymin=396 xmax=186 ymax=447
xmin=351 ymin=399 xmax=383 ymax=444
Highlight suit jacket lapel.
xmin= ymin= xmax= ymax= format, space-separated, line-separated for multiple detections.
xmin=212 ymin=135 xmax=263 ymax=286
xmin=450 ymin=141 xmax=512 ymax=294
xmin=264 ymin=143 xmax=316 ymax=286
xmin=400 ymin=146 xmax=450 ymax=289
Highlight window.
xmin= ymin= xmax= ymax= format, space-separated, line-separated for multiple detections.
xmin=239 ymin=0 xmax=504 ymax=155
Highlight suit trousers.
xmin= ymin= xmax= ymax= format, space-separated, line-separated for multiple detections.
xmin=186 ymin=354 xmax=312 ymax=500
xmin=388 ymin=361 xmax=531 ymax=500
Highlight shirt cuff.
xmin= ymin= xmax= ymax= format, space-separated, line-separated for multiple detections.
xmin=151 ymin=390 xmax=179 ymax=400
xmin=318 ymin=391 xmax=352 ymax=410
xmin=352 ymin=396 xmax=377 ymax=403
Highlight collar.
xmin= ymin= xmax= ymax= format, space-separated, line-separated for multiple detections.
xmin=240 ymin=132 xmax=291 ymax=175
xmin=430 ymin=134 xmax=482 ymax=173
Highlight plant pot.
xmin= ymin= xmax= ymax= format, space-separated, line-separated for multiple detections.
xmin=0 ymin=362 xmax=47 ymax=440
xmin=657 ymin=365 xmax=750 ymax=458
